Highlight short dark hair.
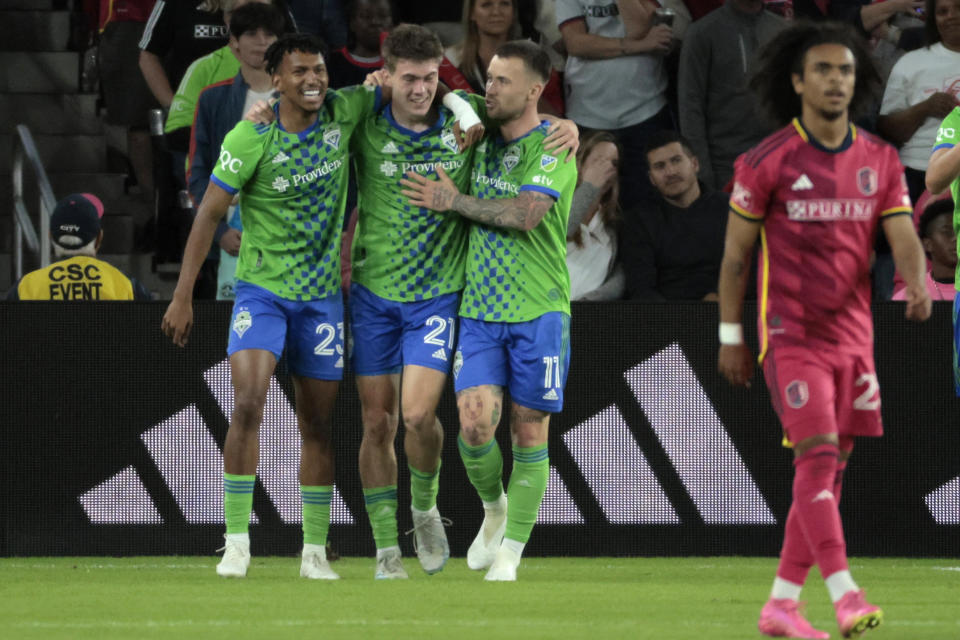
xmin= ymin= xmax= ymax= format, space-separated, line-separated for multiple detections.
xmin=265 ymin=33 xmax=328 ymax=75
xmin=643 ymin=129 xmax=696 ymax=159
xmin=750 ymin=21 xmax=880 ymax=126
xmin=919 ymin=198 xmax=955 ymax=238
xmin=382 ymin=23 xmax=443 ymax=71
xmin=494 ymin=40 xmax=551 ymax=83
xmin=229 ymin=2 xmax=286 ymax=40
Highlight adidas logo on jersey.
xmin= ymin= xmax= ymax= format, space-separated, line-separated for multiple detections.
xmin=542 ymin=389 xmax=559 ymax=401
xmin=432 ymin=348 xmax=447 ymax=362
xmin=271 ymin=151 xmax=290 ymax=164
xmin=812 ymin=489 xmax=835 ymax=503
xmin=381 ymin=141 xmax=400 ymax=154
xmin=791 ymin=174 xmax=814 ymax=191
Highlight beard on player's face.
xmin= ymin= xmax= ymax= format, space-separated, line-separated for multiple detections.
xmin=818 ymin=108 xmax=845 ymax=121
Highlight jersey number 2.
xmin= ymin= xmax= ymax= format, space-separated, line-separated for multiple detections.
xmin=314 ymin=322 xmax=344 ymax=356
xmin=853 ymin=373 xmax=879 ymax=411
xmin=424 ymin=316 xmax=455 ymax=348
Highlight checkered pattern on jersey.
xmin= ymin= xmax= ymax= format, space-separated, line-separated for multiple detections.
xmin=241 ymin=121 xmax=349 ymax=301
xmin=462 ymin=140 xmax=527 ymax=322
xmin=351 ymin=106 xmax=471 ymax=302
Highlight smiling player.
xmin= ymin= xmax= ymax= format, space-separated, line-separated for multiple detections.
xmin=162 ymin=33 xmax=382 ymax=580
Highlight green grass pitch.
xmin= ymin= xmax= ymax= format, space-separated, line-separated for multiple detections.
xmin=2 ymin=557 xmax=958 ymax=639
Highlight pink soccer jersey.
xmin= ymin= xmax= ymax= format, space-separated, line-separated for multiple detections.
xmin=730 ymin=119 xmax=912 ymax=361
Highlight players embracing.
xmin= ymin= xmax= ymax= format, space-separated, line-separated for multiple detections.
xmin=349 ymin=27 xmax=578 ymax=580
xmin=404 ymin=40 xmax=578 ymax=581
xmin=717 ymin=22 xmax=930 ymax=639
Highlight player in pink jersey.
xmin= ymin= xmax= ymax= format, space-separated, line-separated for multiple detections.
xmin=717 ymin=23 xmax=931 ymax=639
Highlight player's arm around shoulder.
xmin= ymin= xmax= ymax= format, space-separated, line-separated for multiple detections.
xmin=330 ymin=83 xmax=384 ymax=127
xmin=442 ymin=90 xmax=486 ymax=151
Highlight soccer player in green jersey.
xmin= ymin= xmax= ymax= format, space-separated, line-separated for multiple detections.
xmin=161 ymin=33 xmax=381 ymax=580
xmin=926 ymin=106 xmax=960 ymax=396
xmin=402 ymin=40 xmax=578 ymax=581
xmin=347 ymin=24 xmax=485 ymax=580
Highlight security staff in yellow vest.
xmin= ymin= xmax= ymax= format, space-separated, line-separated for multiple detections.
xmin=6 ymin=193 xmax=152 ymax=300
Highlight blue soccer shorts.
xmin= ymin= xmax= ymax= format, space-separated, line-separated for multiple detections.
xmin=348 ymin=283 xmax=460 ymax=376
xmin=453 ymin=311 xmax=571 ymax=413
xmin=226 ymin=280 xmax=345 ymax=380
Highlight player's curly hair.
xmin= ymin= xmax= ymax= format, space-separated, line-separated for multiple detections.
xmin=264 ymin=33 xmax=328 ymax=76
xmin=749 ymin=21 xmax=880 ymax=127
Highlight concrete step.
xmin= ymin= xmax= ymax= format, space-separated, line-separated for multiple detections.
xmin=0 ymin=52 xmax=80 ymax=93
xmin=99 ymin=214 xmax=135 ymax=254
xmin=0 ymin=172 xmax=128 ymax=208
xmin=2 ymin=93 xmax=101 ymax=134
xmin=1 ymin=133 xmax=107 ymax=172
xmin=0 ymin=11 xmax=71 ymax=51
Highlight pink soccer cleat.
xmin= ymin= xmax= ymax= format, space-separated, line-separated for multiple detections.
xmin=834 ymin=589 xmax=883 ymax=638
xmin=758 ymin=598 xmax=830 ymax=639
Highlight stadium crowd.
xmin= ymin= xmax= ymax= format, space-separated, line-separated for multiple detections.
xmin=48 ymin=0 xmax=952 ymax=305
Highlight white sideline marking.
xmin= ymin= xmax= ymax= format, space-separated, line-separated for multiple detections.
xmin=13 ymin=617 xmax=640 ymax=630
xmin=2 ymin=563 xmax=212 ymax=569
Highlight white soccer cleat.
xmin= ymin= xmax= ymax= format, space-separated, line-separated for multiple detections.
xmin=467 ymin=494 xmax=507 ymax=570
xmin=484 ymin=545 xmax=520 ymax=582
xmin=410 ymin=505 xmax=451 ymax=575
xmin=374 ymin=547 xmax=409 ymax=580
xmin=300 ymin=544 xmax=339 ymax=580
xmin=215 ymin=535 xmax=250 ymax=578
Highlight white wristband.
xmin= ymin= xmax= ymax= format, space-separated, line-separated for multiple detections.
xmin=719 ymin=322 xmax=743 ymax=346
xmin=442 ymin=91 xmax=482 ymax=131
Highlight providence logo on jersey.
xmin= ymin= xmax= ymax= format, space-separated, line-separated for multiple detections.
xmin=472 ymin=172 xmax=520 ymax=195
xmin=273 ymin=158 xmax=345 ymax=192
xmin=379 ymin=158 xmax=463 ymax=178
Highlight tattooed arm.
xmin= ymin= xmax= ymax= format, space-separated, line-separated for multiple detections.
xmin=449 ymin=190 xmax=554 ymax=231
xmin=401 ymin=166 xmax=555 ymax=231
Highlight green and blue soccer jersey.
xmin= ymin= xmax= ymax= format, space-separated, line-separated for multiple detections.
xmin=349 ymin=91 xmax=486 ymax=302
xmin=933 ymin=106 xmax=960 ymax=289
xmin=211 ymin=85 xmax=381 ymax=301
xmin=460 ymin=121 xmax=577 ymax=322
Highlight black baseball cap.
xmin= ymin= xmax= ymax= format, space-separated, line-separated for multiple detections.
xmin=50 ymin=193 xmax=104 ymax=249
